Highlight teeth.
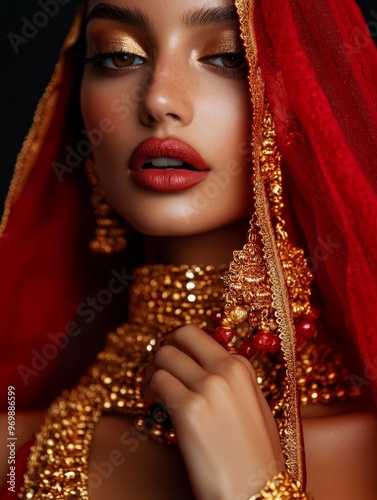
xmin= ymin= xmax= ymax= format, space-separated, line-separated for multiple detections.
xmin=150 ymin=158 xmax=184 ymax=167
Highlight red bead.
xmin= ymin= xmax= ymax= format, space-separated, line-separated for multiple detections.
xmin=243 ymin=332 xmax=254 ymax=343
xmin=308 ymin=309 xmax=320 ymax=320
xmin=210 ymin=309 xmax=224 ymax=325
xmin=213 ymin=326 xmax=236 ymax=346
xmin=239 ymin=342 xmax=257 ymax=359
xmin=252 ymin=331 xmax=275 ymax=355
xmin=296 ymin=319 xmax=316 ymax=339
xmin=269 ymin=335 xmax=280 ymax=353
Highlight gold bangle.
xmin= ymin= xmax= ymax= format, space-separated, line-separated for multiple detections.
xmin=249 ymin=472 xmax=313 ymax=499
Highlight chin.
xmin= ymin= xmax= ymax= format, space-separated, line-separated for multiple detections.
xmin=122 ymin=207 xmax=250 ymax=238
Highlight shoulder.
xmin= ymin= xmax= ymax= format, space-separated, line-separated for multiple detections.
xmin=303 ymin=409 xmax=377 ymax=500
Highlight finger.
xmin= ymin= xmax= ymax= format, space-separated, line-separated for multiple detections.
xmin=143 ymin=361 xmax=157 ymax=392
xmin=143 ymin=344 xmax=206 ymax=391
xmin=164 ymin=324 xmax=230 ymax=370
xmin=233 ymin=355 xmax=283 ymax=446
xmin=153 ymin=344 xmax=207 ymax=389
xmin=144 ymin=369 xmax=190 ymax=415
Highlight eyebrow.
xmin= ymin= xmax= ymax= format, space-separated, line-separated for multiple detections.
xmin=182 ymin=6 xmax=238 ymax=28
xmin=86 ymin=4 xmax=238 ymax=30
xmin=86 ymin=4 xmax=151 ymax=30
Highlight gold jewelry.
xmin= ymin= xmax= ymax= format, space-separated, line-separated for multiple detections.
xmin=219 ymin=102 xmax=315 ymax=355
xmin=85 ymin=157 xmax=127 ymax=254
xmin=249 ymin=472 xmax=313 ymax=499
xmin=20 ymin=264 xmax=358 ymax=499
xmin=215 ymin=102 xmax=316 ymax=482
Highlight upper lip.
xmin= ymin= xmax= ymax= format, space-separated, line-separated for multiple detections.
xmin=130 ymin=137 xmax=209 ymax=171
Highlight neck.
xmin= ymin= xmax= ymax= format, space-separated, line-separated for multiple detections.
xmin=143 ymin=219 xmax=250 ymax=266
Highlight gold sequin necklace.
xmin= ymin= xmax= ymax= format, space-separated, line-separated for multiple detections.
xmin=20 ymin=264 xmax=228 ymax=499
xmin=20 ymin=264 xmax=359 ymax=499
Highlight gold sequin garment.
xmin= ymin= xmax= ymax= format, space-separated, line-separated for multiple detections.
xmin=20 ymin=265 xmax=359 ymax=499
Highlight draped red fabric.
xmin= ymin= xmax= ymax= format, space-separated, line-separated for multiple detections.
xmin=255 ymin=0 xmax=377 ymax=396
xmin=0 ymin=0 xmax=376 ymax=412
xmin=0 ymin=26 xmax=91 ymax=409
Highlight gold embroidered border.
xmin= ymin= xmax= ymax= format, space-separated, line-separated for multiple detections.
xmin=234 ymin=0 xmax=304 ymax=485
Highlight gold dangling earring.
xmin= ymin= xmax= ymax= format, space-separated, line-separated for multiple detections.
xmin=212 ymin=100 xmax=314 ymax=484
xmin=85 ymin=157 xmax=128 ymax=254
xmin=214 ymin=101 xmax=316 ymax=357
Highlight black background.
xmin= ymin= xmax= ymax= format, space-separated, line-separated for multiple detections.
xmin=1 ymin=0 xmax=377 ymax=207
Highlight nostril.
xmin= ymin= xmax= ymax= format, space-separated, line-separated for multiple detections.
xmin=166 ymin=113 xmax=180 ymax=120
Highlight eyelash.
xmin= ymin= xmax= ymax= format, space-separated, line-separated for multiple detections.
xmin=82 ymin=51 xmax=247 ymax=76
xmin=203 ymin=53 xmax=247 ymax=75
xmin=82 ymin=51 xmax=145 ymax=75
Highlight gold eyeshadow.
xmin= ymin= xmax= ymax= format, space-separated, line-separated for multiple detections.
xmin=204 ymin=30 xmax=244 ymax=54
xmin=86 ymin=28 xmax=244 ymax=62
xmin=88 ymin=33 xmax=148 ymax=59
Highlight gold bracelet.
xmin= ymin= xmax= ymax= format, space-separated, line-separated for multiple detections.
xmin=249 ymin=472 xmax=313 ymax=499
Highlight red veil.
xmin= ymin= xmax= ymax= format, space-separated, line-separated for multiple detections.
xmin=0 ymin=0 xmax=376 ymax=413
xmin=254 ymin=0 xmax=377 ymax=398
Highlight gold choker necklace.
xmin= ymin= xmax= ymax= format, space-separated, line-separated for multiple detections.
xmin=20 ymin=264 xmax=359 ymax=499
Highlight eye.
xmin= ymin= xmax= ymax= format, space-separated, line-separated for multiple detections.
xmin=205 ymin=53 xmax=246 ymax=72
xmin=83 ymin=51 xmax=146 ymax=71
xmin=102 ymin=53 xmax=145 ymax=69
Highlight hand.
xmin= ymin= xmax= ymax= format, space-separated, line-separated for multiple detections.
xmin=143 ymin=324 xmax=285 ymax=500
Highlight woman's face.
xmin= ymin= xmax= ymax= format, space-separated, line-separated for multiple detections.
xmin=81 ymin=0 xmax=252 ymax=236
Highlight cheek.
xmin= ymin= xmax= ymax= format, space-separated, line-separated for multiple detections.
xmin=195 ymin=82 xmax=252 ymax=179
xmin=80 ymin=71 xmax=253 ymax=236
xmin=81 ymin=71 xmax=141 ymax=150
xmin=80 ymin=72 xmax=141 ymax=194
xmin=81 ymin=75 xmax=113 ymax=131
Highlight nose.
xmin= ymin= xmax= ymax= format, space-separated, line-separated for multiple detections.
xmin=139 ymin=61 xmax=194 ymax=129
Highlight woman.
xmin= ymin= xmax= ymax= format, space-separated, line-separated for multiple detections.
xmin=1 ymin=0 xmax=377 ymax=498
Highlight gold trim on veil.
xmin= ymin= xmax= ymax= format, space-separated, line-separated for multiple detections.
xmin=234 ymin=0 xmax=304 ymax=484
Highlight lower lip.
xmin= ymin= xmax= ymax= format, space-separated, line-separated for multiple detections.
xmin=130 ymin=169 xmax=209 ymax=193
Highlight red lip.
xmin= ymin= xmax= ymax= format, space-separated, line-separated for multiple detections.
xmin=129 ymin=138 xmax=209 ymax=193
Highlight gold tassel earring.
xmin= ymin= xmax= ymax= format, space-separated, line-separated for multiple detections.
xmin=85 ymin=157 xmax=128 ymax=254
xmin=212 ymin=102 xmax=316 ymax=357
xmin=210 ymin=100 xmax=313 ymax=484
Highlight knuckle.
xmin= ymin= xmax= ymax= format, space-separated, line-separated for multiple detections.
xmin=234 ymin=355 xmax=258 ymax=380
xmin=223 ymin=356 xmax=252 ymax=382
xmin=201 ymin=373 xmax=230 ymax=397
xmin=184 ymin=392 xmax=208 ymax=417
xmin=153 ymin=344 xmax=176 ymax=366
